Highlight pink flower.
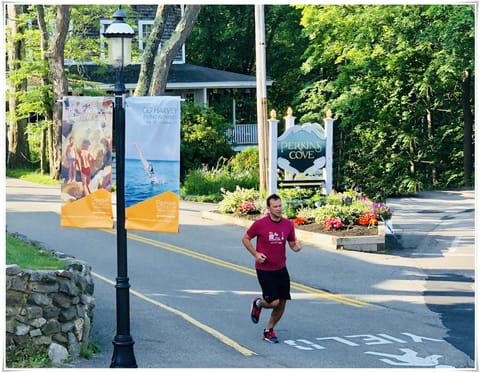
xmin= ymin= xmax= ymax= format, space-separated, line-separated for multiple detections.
xmin=323 ymin=217 xmax=344 ymax=230
xmin=236 ymin=201 xmax=257 ymax=215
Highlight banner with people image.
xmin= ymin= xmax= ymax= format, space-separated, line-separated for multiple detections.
xmin=60 ymin=96 xmax=114 ymax=228
xmin=124 ymin=96 xmax=181 ymax=233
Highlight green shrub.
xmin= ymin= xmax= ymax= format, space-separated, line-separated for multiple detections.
xmin=218 ymin=186 xmax=262 ymax=214
xmin=180 ymin=102 xmax=235 ymax=181
xmin=296 ymin=206 xmax=316 ymax=221
xmin=181 ymin=149 xmax=259 ymax=201
xmin=228 ymin=146 xmax=259 ymax=177
xmin=6 ymin=341 xmax=51 ymax=368
xmin=215 ymin=185 xmax=392 ymax=230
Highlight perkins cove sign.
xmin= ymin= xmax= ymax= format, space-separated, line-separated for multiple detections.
xmin=277 ymin=123 xmax=326 ymax=175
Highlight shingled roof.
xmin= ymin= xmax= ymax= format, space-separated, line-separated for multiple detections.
xmin=66 ymin=63 xmax=272 ymax=90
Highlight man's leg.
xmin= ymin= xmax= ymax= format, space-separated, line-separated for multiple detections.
xmin=265 ymin=299 xmax=286 ymax=330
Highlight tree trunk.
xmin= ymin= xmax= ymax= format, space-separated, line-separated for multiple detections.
xmin=40 ymin=127 xmax=47 ymax=175
xmin=134 ymin=5 xmax=170 ymax=97
xmin=6 ymin=4 xmax=30 ymax=169
xmin=36 ymin=5 xmax=52 ymax=174
xmin=462 ymin=69 xmax=474 ymax=187
xmin=46 ymin=5 xmax=70 ymax=180
xmin=149 ymin=5 xmax=202 ymax=95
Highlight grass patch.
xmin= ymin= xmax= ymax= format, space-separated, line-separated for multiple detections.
xmin=6 ymin=232 xmax=65 ymax=270
xmin=6 ymin=169 xmax=60 ymax=185
xmin=6 ymin=341 xmax=52 ymax=368
xmin=81 ymin=342 xmax=101 ymax=359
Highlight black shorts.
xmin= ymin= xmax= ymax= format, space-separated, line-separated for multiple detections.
xmin=256 ymin=267 xmax=291 ymax=303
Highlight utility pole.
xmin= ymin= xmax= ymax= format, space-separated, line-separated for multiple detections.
xmin=255 ymin=5 xmax=268 ymax=195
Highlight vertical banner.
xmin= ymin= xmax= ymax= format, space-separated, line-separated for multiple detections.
xmin=60 ymin=96 xmax=114 ymax=228
xmin=124 ymin=96 xmax=181 ymax=233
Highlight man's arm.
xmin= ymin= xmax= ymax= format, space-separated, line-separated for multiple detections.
xmin=288 ymin=239 xmax=303 ymax=252
xmin=242 ymin=233 xmax=266 ymax=263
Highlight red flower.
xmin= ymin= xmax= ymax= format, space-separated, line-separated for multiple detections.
xmin=291 ymin=217 xmax=307 ymax=225
xmin=358 ymin=212 xmax=379 ymax=226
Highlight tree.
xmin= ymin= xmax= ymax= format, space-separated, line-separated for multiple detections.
xmin=187 ymin=5 xmax=310 ymax=124
xmin=135 ymin=5 xmax=202 ymax=96
xmin=45 ymin=5 xmax=70 ymax=180
xmin=180 ymin=102 xmax=234 ymax=181
xmin=6 ymin=4 xmax=30 ymax=169
xmin=296 ymin=5 xmax=474 ymax=199
xmin=134 ymin=5 xmax=169 ymax=97
xmin=35 ymin=5 xmax=52 ymax=174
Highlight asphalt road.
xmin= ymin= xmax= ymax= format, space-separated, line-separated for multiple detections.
xmin=4 ymin=177 xmax=475 ymax=369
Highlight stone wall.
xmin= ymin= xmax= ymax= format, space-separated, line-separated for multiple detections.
xmin=5 ymin=237 xmax=95 ymax=364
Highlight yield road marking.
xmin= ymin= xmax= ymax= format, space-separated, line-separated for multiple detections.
xmin=126 ymin=232 xmax=368 ymax=308
xmin=91 ymin=272 xmax=256 ymax=357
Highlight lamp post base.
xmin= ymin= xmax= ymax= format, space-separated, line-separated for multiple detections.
xmin=110 ymin=335 xmax=137 ymax=368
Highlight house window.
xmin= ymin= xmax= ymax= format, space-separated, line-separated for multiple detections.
xmin=137 ymin=18 xmax=185 ymax=64
xmin=138 ymin=20 xmax=155 ymax=51
xmin=100 ymin=5 xmax=186 ymax=64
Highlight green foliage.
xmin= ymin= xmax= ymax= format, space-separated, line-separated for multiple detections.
xmin=312 ymin=204 xmax=363 ymax=227
xmin=180 ymin=102 xmax=235 ymax=181
xmin=228 ymin=146 xmax=259 ymax=177
xmin=187 ymin=5 xmax=310 ymax=123
xmin=217 ymin=186 xmax=392 ymax=229
xmin=6 ymin=232 xmax=65 ymax=269
xmin=296 ymin=206 xmax=317 ymax=221
xmin=81 ymin=342 xmax=101 ymax=360
xmin=277 ymin=188 xmax=324 ymax=218
xmin=293 ymin=191 xmax=392 ymax=228
xmin=218 ymin=186 xmax=262 ymax=215
xmin=67 ymin=5 xmax=120 ymax=63
xmin=6 ymin=340 xmax=51 ymax=368
xmin=181 ymin=166 xmax=258 ymax=202
xmin=297 ymin=4 xmax=474 ymax=199
xmin=7 ymin=4 xmax=474 ymax=198
xmin=181 ymin=148 xmax=259 ymax=201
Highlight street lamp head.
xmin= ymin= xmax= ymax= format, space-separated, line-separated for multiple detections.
xmin=103 ymin=7 xmax=135 ymax=68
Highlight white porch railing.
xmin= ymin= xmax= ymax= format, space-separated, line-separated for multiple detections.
xmin=227 ymin=123 xmax=258 ymax=145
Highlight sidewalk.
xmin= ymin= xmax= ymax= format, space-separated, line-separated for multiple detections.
xmin=386 ymin=189 xmax=475 ymax=256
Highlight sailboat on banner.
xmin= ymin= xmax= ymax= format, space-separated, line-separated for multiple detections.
xmin=133 ymin=143 xmax=161 ymax=184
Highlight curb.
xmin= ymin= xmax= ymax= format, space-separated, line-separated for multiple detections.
xmin=201 ymin=211 xmax=386 ymax=253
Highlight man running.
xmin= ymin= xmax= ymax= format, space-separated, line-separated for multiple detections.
xmin=241 ymin=193 xmax=302 ymax=343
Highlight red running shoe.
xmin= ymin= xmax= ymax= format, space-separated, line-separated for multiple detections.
xmin=250 ymin=297 xmax=262 ymax=324
xmin=263 ymin=328 xmax=279 ymax=343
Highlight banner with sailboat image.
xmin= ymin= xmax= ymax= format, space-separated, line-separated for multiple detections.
xmin=124 ymin=96 xmax=181 ymax=233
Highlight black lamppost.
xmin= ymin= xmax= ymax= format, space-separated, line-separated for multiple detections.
xmin=103 ymin=7 xmax=137 ymax=368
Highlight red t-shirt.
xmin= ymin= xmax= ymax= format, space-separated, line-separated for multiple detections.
xmin=246 ymin=215 xmax=296 ymax=271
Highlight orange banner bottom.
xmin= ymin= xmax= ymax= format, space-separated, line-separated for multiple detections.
xmin=126 ymin=191 xmax=179 ymax=233
xmin=61 ymin=189 xmax=113 ymax=229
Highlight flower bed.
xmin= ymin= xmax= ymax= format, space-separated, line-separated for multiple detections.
xmin=210 ymin=186 xmax=391 ymax=252
xmin=201 ymin=210 xmax=385 ymax=252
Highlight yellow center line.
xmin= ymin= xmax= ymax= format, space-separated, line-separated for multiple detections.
xmin=125 ymin=231 xmax=368 ymax=308
xmin=98 ymin=229 xmax=368 ymax=356
xmin=91 ymin=271 xmax=256 ymax=357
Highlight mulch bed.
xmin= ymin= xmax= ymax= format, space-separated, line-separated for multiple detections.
xmin=296 ymin=222 xmax=378 ymax=237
